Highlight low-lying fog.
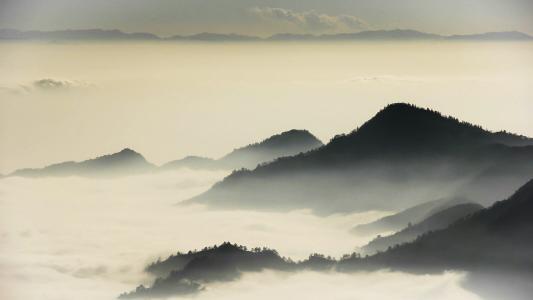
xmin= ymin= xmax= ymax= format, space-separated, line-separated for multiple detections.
xmin=0 ymin=170 xmax=482 ymax=300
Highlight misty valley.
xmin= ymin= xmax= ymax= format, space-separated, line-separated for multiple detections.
xmin=1 ymin=103 xmax=532 ymax=300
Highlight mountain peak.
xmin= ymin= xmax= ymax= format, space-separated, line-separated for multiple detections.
xmin=330 ymin=102 xmax=505 ymax=153
xmin=218 ymin=129 xmax=323 ymax=169
xmin=96 ymin=148 xmax=149 ymax=164
xmin=374 ymin=102 xmax=444 ymax=119
xmin=261 ymin=129 xmax=322 ymax=147
xmin=117 ymin=148 xmax=140 ymax=156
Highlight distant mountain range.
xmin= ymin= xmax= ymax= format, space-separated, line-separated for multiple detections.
xmin=162 ymin=129 xmax=323 ymax=171
xmin=1 ymin=28 xmax=531 ymax=41
xmin=6 ymin=129 xmax=322 ymax=178
xmin=190 ymin=103 xmax=533 ymax=214
xmin=0 ymin=28 xmax=159 ymax=40
xmin=120 ymin=178 xmax=533 ymax=299
xmin=10 ymin=148 xmax=155 ymax=178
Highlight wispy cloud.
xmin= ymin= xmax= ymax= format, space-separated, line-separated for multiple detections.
xmin=249 ymin=7 xmax=370 ymax=33
xmin=33 ymin=78 xmax=92 ymax=90
xmin=33 ymin=78 xmax=74 ymax=90
xmin=0 ymin=78 xmax=93 ymax=95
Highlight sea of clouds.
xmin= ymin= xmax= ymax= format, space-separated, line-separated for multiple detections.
xmin=0 ymin=169 xmax=483 ymax=300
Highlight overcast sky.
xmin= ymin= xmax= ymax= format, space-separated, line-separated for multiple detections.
xmin=1 ymin=0 xmax=533 ymax=37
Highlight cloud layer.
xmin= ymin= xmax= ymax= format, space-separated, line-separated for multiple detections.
xmin=0 ymin=170 xmax=484 ymax=300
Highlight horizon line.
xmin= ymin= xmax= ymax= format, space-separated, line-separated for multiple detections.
xmin=1 ymin=27 xmax=532 ymax=41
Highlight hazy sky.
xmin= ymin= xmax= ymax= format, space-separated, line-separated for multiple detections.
xmin=1 ymin=41 xmax=532 ymax=174
xmin=1 ymin=0 xmax=533 ymax=36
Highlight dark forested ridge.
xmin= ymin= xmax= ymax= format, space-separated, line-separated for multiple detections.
xmin=190 ymin=103 xmax=533 ymax=214
xmin=120 ymin=242 xmax=335 ymax=298
xmin=162 ymin=129 xmax=323 ymax=170
xmin=9 ymin=148 xmax=155 ymax=178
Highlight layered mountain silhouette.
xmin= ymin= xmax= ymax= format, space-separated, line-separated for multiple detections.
xmin=122 ymin=179 xmax=533 ymax=298
xmin=352 ymin=197 xmax=473 ymax=235
xmin=7 ymin=130 xmax=322 ymax=178
xmin=361 ymin=202 xmax=483 ymax=254
xmin=162 ymin=129 xmax=323 ymax=170
xmin=340 ymin=178 xmax=533 ymax=274
xmin=2 ymin=28 xmax=531 ymax=41
xmin=9 ymin=148 xmax=155 ymax=178
xmin=190 ymin=103 xmax=533 ymax=214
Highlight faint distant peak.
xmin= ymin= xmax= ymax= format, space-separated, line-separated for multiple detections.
xmin=448 ymin=31 xmax=533 ymax=40
xmin=171 ymin=32 xmax=260 ymax=41
xmin=0 ymin=28 xmax=160 ymax=40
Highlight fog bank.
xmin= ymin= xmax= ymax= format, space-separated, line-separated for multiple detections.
xmin=0 ymin=170 xmax=388 ymax=299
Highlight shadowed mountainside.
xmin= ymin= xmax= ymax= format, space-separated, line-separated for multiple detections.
xmin=361 ymin=202 xmax=483 ymax=254
xmin=9 ymin=148 xmax=155 ymax=178
xmin=189 ymin=103 xmax=533 ymax=214
xmin=351 ymin=197 xmax=472 ymax=235
xmin=162 ymin=129 xmax=323 ymax=171
xmin=340 ymin=178 xmax=533 ymax=273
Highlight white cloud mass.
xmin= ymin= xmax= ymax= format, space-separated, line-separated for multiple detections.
xmin=0 ymin=170 xmax=484 ymax=300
